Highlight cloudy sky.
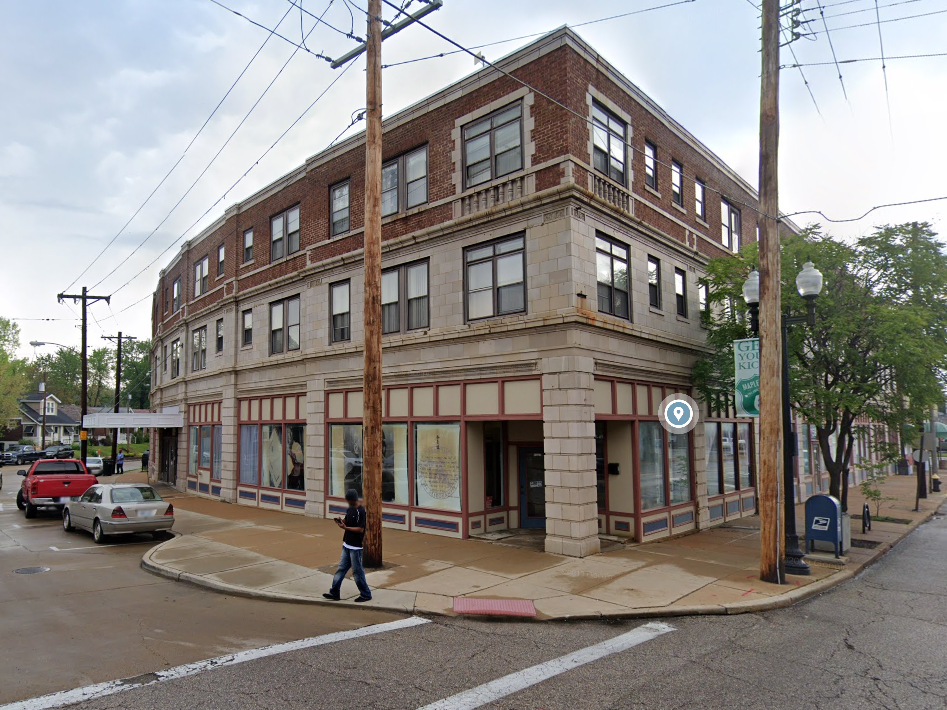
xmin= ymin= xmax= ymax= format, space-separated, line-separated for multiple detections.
xmin=2 ymin=0 xmax=945 ymax=357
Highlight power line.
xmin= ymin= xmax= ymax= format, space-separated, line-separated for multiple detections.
xmin=211 ymin=0 xmax=360 ymax=44
xmin=815 ymin=1 xmax=849 ymax=102
xmin=781 ymin=50 xmax=947 ymax=67
xmin=782 ymin=25 xmax=822 ymax=117
xmin=817 ymin=0 xmax=926 ymax=21
xmin=103 ymin=58 xmax=360 ymax=304
xmin=91 ymin=1 xmax=336 ymax=293
xmin=784 ymin=195 xmax=947 ymax=223
xmin=872 ymin=0 xmax=893 ymax=139
xmin=63 ymin=2 xmax=299 ymax=294
xmin=287 ymin=0 xmax=364 ymax=40
xmin=806 ymin=6 xmax=947 ymax=33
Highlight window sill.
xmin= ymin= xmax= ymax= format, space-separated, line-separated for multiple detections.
xmin=649 ymin=306 xmax=664 ymax=316
xmin=461 ymin=169 xmax=527 ymax=197
xmin=241 ymin=259 xmax=255 ymax=268
xmin=696 ymin=217 xmax=710 ymax=229
xmin=676 ymin=315 xmax=689 ymax=323
xmin=671 ymin=201 xmax=687 ymax=215
xmin=644 ymin=184 xmax=661 ymax=200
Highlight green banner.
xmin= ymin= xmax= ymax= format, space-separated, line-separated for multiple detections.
xmin=734 ymin=338 xmax=760 ymax=417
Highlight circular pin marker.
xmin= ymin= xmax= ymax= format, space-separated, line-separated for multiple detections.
xmin=658 ymin=393 xmax=699 ymax=434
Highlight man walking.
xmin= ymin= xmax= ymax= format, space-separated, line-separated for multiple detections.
xmin=116 ymin=449 xmax=125 ymax=475
xmin=323 ymin=488 xmax=372 ymax=603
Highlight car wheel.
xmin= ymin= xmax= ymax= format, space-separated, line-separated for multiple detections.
xmin=63 ymin=509 xmax=74 ymax=532
xmin=92 ymin=519 xmax=105 ymax=544
xmin=16 ymin=490 xmax=25 ymax=511
xmin=24 ymin=501 xmax=37 ymax=519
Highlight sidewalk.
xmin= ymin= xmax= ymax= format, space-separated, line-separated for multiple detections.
xmin=141 ymin=474 xmax=945 ymax=621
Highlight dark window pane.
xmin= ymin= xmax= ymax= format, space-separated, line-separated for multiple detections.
xmin=382 ymin=302 xmax=400 ymax=334
xmin=597 ymin=282 xmax=612 ymax=314
xmin=497 ymin=283 xmax=524 ymax=314
xmin=407 ymin=296 xmax=428 ymax=330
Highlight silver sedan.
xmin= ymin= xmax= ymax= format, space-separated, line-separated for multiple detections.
xmin=63 ymin=484 xmax=174 ymax=543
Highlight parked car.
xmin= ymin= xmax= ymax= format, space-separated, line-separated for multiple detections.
xmin=16 ymin=459 xmax=98 ymax=519
xmin=14 ymin=446 xmax=46 ymax=466
xmin=63 ymin=484 xmax=174 ymax=543
xmin=85 ymin=456 xmax=104 ymax=475
xmin=44 ymin=445 xmax=75 ymax=459
xmin=2 ymin=445 xmax=36 ymax=466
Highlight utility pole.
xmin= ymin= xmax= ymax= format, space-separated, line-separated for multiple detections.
xmin=328 ymin=0 xmax=441 ymax=569
xmin=103 ymin=333 xmax=137 ymax=467
xmin=57 ymin=287 xmax=110 ymax=465
xmin=757 ymin=0 xmax=784 ymax=584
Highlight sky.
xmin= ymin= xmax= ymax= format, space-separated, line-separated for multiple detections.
xmin=1 ymin=0 xmax=946 ymax=358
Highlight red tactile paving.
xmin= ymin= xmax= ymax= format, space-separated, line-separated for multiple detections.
xmin=453 ymin=597 xmax=537 ymax=617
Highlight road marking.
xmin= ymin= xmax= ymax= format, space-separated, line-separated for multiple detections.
xmin=1 ymin=616 xmax=430 ymax=710
xmin=48 ymin=546 xmax=59 ymax=551
xmin=417 ymin=621 xmax=675 ymax=710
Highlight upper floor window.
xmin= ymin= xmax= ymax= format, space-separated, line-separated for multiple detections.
xmin=721 ymin=199 xmax=741 ymax=251
xmin=217 ymin=244 xmax=225 ymax=277
xmin=172 ymin=278 xmax=181 ymax=312
xmin=671 ymin=161 xmax=684 ymax=206
xmin=592 ymin=102 xmax=626 ymax=185
xmin=648 ymin=256 xmax=662 ymax=308
xmin=695 ymin=180 xmax=706 ymax=220
xmin=194 ymin=256 xmax=209 ymax=298
xmin=45 ymin=399 xmax=55 ymax=415
xmin=162 ymin=344 xmax=168 ymax=372
xmin=191 ymin=327 xmax=207 ymax=371
xmin=331 ymin=182 xmax=350 ymax=236
xmin=382 ymin=146 xmax=429 ymax=217
xmin=242 ymin=309 xmax=253 ymax=346
xmin=171 ymin=339 xmax=181 ymax=378
xmin=464 ymin=102 xmax=522 ymax=188
xmin=270 ymin=295 xmax=301 ymax=354
xmin=465 ymin=234 xmax=525 ymax=321
xmin=382 ymin=261 xmax=430 ymax=334
xmin=674 ymin=268 xmax=687 ymax=317
xmin=698 ymin=283 xmax=709 ymax=318
xmin=215 ymin=318 xmax=224 ymax=353
xmin=644 ymin=140 xmax=657 ymax=190
xmin=164 ymin=288 xmax=169 ymax=313
xmin=330 ymin=281 xmax=351 ymax=342
xmin=243 ymin=229 xmax=253 ymax=263
xmin=595 ymin=234 xmax=629 ymax=319
xmin=271 ymin=205 xmax=300 ymax=261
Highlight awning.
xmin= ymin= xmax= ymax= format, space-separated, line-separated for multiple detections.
xmin=923 ymin=421 xmax=947 ymax=439
xmin=82 ymin=412 xmax=184 ymax=428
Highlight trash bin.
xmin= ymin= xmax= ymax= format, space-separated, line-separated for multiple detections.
xmin=933 ymin=474 xmax=941 ymax=493
xmin=102 ymin=459 xmax=115 ymax=476
xmin=141 ymin=451 xmax=149 ymax=471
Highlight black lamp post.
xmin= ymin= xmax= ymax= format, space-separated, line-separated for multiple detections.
xmin=743 ymin=260 xmax=824 ymax=577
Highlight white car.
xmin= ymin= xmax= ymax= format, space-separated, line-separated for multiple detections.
xmin=85 ymin=456 xmax=104 ymax=475
xmin=63 ymin=484 xmax=174 ymax=543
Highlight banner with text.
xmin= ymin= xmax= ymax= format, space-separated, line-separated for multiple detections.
xmin=734 ymin=338 xmax=760 ymax=417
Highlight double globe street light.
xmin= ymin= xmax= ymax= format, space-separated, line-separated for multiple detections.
xmin=743 ymin=260 xmax=824 ymax=576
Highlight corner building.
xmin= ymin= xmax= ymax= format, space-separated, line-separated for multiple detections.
xmin=149 ymin=29 xmax=760 ymax=558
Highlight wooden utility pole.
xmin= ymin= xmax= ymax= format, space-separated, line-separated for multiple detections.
xmin=757 ymin=0 xmax=785 ymax=584
xmin=58 ymin=287 xmax=110 ymax=465
xmin=361 ymin=0 xmax=384 ymax=568
xmin=103 ymin=332 xmax=137 ymax=467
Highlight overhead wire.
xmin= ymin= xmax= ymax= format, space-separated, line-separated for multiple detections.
xmin=872 ymin=0 xmax=894 ymax=140
xmin=781 ymin=50 xmax=947 ymax=67
xmin=207 ymin=0 xmax=335 ymax=60
xmin=815 ymin=1 xmax=849 ymax=102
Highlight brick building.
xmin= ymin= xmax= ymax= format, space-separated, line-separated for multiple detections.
xmin=149 ymin=28 xmax=765 ymax=557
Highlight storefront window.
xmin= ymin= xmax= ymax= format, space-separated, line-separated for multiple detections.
xmin=188 ymin=426 xmax=198 ymax=476
xmin=239 ymin=425 xmax=258 ymax=485
xmin=329 ymin=424 xmax=409 ymax=504
xmin=261 ymin=424 xmax=283 ymax=488
xmin=737 ymin=422 xmax=752 ymax=489
xmin=801 ymin=423 xmax=811 ymax=478
xmin=705 ymin=423 xmax=721 ymax=496
xmin=639 ymin=421 xmax=666 ymax=510
xmin=484 ymin=422 xmax=503 ymax=509
xmin=595 ymin=422 xmax=607 ymax=510
xmin=200 ymin=425 xmax=212 ymax=469
xmin=721 ymin=422 xmax=737 ymax=492
xmin=415 ymin=423 xmax=461 ymax=511
xmin=669 ymin=431 xmax=691 ymax=504
xmin=212 ymin=425 xmax=222 ymax=480
xmin=286 ymin=424 xmax=305 ymax=491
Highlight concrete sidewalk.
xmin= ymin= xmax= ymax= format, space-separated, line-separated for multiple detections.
xmin=141 ymin=475 xmax=945 ymax=620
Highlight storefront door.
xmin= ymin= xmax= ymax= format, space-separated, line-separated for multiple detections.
xmin=518 ymin=446 xmax=545 ymax=529
xmin=160 ymin=432 xmax=177 ymax=485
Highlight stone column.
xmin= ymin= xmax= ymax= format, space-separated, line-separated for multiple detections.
xmin=219 ymin=380 xmax=237 ymax=503
xmin=693 ymin=401 xmax=710 ymax=529
xmin=305 ymin=376 xmax=326 ymax=517
xmin=541 ymin=355 xmax=600 ymax=557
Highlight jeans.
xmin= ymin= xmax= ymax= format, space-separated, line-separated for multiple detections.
xmin=330 ymin=547 xmax=371 ymax=599
xmin=116 ymin=461 xmax=124 ymax=474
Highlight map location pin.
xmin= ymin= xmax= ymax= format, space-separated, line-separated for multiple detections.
xmin=673 ymin=406 xmax=684 ymax=421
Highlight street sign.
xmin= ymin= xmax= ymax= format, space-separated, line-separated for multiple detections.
xmin=733 ymin=338 xmax=760 ymax=417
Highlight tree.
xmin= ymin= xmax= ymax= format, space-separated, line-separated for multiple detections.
xmin=0 ymin=318 xmax=30 ymax=431
xmin=32 ymin=348 xmax=81 ymax=404
xmin=121 ymin=339 xmax=151 ymax=410
xmin=88 ymin=347 xmax=114 ymax=409
xmin=694 ymin=224 xmax=947 ymax=512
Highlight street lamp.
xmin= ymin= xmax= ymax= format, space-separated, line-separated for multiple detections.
xmin=744 ymin=260 xmax=824 ymax=577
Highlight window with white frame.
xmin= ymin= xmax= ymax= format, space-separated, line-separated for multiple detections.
xmin=171 ymin=339 xmax=181 ymax=378
xmin=648 ymin=256 xmax=662 ymax=308
xmin=331 ymin=182 xmax=350 ymax=236
xmin=330 ymin=281 xmax=351 ymax=342
xmin=270 ymin=295 xmax=300 ymax=354
xmin=592 ymin=102 xmax=626 ymax=185
xmin=465 ymin=234 xmax=526 ymax=321
xmin=194 ymin=256 xmax=209 ymax=297
xmin=698 ymin=282 xmax=708 ymax=314
xmin=217 ymin=244 xmax=225 ymax=277
xmin=674 ymin=268 xmax=687 ymax=317
xmin=695 ymin=179 xmax=706 ymax=220
xmin=45 ymin=399 xmax=55 ymax=415
xmin=644 ymin=140 xmax=657 ymax=189
xmin=271 ymin=205 xmax=300 ymax=261
xmin=595 ymin=234 xmax=630 ymax=319
xmin=243 ymin=229 xmax=253 ymax=263
xmin=242 ymin=309 xmax=253 ymax=346
xmin=671 ymin=161 xmax=684 ymax=206
xmin=172 ymin=278 xmax=181 ymax=311
xmin=191 ymin=327 xmax=207 ymax=371
xmin=382 ymin=146 xmax=428 ymax=217
xmin=721 ymin=199 xmax=741 ymax=251
xmin=463 ymin=102 xmax=523 ymax=188
xmin=216 ymin=318 xmax=224 ymax=353
xmin=382 ymin=260 xmax=429 ymax=334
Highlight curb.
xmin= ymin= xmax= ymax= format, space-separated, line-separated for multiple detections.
xmin=142 ymin=501 xmax=944 ymax=622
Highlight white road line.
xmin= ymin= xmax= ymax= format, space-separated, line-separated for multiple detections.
xmin=1 ymin=616 xmax=429 ymax=710
xmin=417 ymin=621 xmax=675 ymax=710
xmin=48 ymin=546 xmax=59 ymax=551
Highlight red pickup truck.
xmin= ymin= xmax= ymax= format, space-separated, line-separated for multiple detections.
xmin=17 ymin=459 xmax=98 ymax=519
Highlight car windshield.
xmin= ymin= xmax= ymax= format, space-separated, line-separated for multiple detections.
xmin=110 ymin=487 xmax=162 ymax=504
xmin=33 ymin=461 xmax=84 ymax=474
xmin=87 ymin=457 xmax=103 ymax=464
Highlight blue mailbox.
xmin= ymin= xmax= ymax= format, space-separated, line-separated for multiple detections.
xmin=805 ymin=494 xmax=843 ymax=558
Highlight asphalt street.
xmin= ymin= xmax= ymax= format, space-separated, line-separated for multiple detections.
xmin=3 ymin=468 xmax=946 ymax=709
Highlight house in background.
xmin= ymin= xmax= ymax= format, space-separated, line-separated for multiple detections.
xmin=16 ymin=392 xmax=80 ymax=447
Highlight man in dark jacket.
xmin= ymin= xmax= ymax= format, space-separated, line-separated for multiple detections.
xmin=323 ymin=488 xmax=372 ymax=602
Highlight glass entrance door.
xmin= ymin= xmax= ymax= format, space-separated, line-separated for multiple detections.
xmin=518 ymin=447 xmax=545 ymax=529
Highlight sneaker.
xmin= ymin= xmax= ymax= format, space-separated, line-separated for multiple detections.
xmin=353 ymin=596 xmax=372 ymax=603
xmin=322 ymin=593 xmax=340 ymax=601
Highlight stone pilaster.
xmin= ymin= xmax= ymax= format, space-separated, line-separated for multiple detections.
xmin=541 ymin=355 xmax=600 ymax=558
xmin=693 ymin=401 xmax=710 ymax=528
xmin=305 ymin=376 xmax=326 ymax=517
xmin=219 ymin=380 xmax=237 ymax=503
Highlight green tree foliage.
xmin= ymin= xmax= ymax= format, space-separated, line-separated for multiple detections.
xmin=32 ymin=348 xmax=82 ymax=403
xmin=694 ymin=223 xmax=947 ymax=511
xmin=0 ymin=318 xmax=30 ymax=431
xmin=88 ymin=347 xmax=115 ymax=409
xmin=121 ymin=339 xmax=151 ymax=409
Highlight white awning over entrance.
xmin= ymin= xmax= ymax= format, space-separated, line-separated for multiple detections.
xmin=82 ymin=412 xmax=184 ymax=428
